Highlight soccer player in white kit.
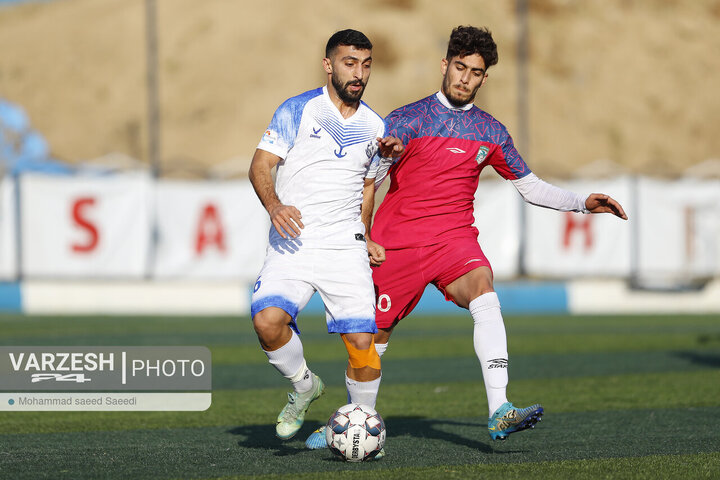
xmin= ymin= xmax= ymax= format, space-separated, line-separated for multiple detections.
xmin=248 ymin=29 xmax=402 ymax=444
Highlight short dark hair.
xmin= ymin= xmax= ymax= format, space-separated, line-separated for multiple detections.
xmin=325 ymin=29 xmax=372 ymax=58
xmin=446 ymin=26 xmax=498 ymax=69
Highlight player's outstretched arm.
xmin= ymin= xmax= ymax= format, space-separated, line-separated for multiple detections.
xmin=248 ymin=148 xmax=304 ymax=238
xmin=585 ymin=193 xmax=628 ymax=220
xmin=512 ymin=173 xmax=628 ymax=220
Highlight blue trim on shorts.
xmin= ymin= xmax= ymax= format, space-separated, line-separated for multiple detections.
xmin=251 ymin=296 xmax=301 ymax=334
xmin=328 ymin=317 xmax=377 ymax=334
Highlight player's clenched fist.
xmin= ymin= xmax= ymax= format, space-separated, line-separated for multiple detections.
xmin=367 ymin=238 xmax=386 ymax=267
xmin=376 ymin=136 xmax=404 ymax=159
xmin=269 ymin=204 xmax=304 ymax=239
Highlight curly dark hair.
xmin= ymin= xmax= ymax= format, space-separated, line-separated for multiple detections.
xmin=325 ymin=29 xmax=373 ymax=58
xmin=446 ymin=26 xmax=498 ymax=69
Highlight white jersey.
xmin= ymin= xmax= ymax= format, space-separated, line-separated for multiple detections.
xmin=257 ymin=86 xmax=384 ymax=250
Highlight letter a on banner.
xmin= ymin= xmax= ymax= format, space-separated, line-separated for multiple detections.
xmin=71 ymin=197 xmax=99 ymax=253
xmin=195 ymin=203 xmax=226 ymax=255
xmin=562 ymin=213 xmax=593 ymax=250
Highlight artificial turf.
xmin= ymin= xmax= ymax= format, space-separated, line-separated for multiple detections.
xmin=0 ymin=312 xmax=718 ymax=479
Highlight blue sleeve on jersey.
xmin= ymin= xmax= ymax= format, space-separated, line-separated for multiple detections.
xmin=497 ymin=127 xmax=532 ymax=179
xmin=266 ymin=88 xmax=323 ymax=152
xmin=384 ymin=107 xmax=418 ymax=147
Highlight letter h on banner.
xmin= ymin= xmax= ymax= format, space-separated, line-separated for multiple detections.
xmin=562 ymin=213 xmax=593 ymax=250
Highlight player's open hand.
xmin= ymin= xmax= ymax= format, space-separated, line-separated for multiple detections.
xmin=269 ymin=204 xmax=304 ymax=238
xmin=376 ymin=136 xmax=404 ymax=159
xmin=585 ymin=194 xmax=628 ymax=220
xmin=367 ymin=238 xmax=386 ymax=267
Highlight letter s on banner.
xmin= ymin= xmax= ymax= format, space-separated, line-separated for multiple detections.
xmin=71 ymin=197 xmax=99 ymax=253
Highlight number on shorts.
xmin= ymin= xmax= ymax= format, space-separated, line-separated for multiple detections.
xmin=377 ymin=294 xmax=391 ymax=312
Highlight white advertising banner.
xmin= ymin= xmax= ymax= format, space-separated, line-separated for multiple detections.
xmin=473 ymin=179 xmax=521 ymax=279
xmin=636 ymin=177 xmax=720 ymax=279
xmin=20 ymin=172 xmax=152 ymax=278
xmin=525 ymin=176 xmax=633 ymax=277
xmin=152 ymin=180 xmax=269 ymax=280
xmin=0 ymin=176 xmax=17 ymax=280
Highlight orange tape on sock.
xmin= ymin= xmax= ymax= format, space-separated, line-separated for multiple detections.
xmin=341 ymin=335 xmax=381 ymax=370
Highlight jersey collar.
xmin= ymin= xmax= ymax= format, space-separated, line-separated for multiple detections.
xmin=435 ymin=91 xmax=474 ymax=112
xmin=322 ymin=85 xmax=361 ymax=122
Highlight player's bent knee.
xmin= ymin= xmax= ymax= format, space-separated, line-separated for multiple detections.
xmin=342 ymin=335 xmax=381 ymax=370
xmin=252 ymin=307 xmax=290 ymax=334
xmin=342 ymin=332 xmax=373 ymax=350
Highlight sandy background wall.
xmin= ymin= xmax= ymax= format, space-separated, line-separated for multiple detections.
xmin=1 ymin=0 xmax=719 ymax=178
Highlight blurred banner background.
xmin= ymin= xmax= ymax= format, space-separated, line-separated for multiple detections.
xmin=0 ymin=0 xmax=718 ymax=315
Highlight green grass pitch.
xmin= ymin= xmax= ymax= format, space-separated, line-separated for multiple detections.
xmin=0 ymin=312 xmax=719 ymax=479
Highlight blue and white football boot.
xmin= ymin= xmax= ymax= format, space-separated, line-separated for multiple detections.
xmin=488 ymin=402 xmax=544 ymax=440
xmin=305 ymin=426 xmax=328 ymax=450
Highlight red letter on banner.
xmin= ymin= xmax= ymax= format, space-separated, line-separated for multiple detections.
xmin=195 ymin=203 xmax=226 ymax=255
xmin=71 ymin=197 xmax=99 ymax=253
xmin=562 ymin=213 xmax=593 ymax=250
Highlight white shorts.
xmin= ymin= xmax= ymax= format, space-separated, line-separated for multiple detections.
xmin=250 ymin=245 xmax=376 ymax=334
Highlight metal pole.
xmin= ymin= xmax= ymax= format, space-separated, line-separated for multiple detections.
xmin=516 ymin=0 xmax=529 ymax=277
xmin=145 ymin=0 xmax=161 ymax=177
xmin=144 ymin=0 xmax=160 ymax=279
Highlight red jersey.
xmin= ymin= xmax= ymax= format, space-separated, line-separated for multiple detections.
xmin=372 ymin=92 xmax=532 ymax=249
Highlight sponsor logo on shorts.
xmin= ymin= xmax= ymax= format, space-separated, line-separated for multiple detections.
xmin=355 ymin=233 xmax=366 ymax=242
xmin=463 ymin=259 xmax=484 ymax=266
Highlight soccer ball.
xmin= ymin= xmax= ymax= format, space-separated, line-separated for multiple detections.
xmin=325 ymin=403 xmax=386 ymax=462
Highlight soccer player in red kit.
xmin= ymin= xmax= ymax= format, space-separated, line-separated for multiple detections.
xmin=370 ymin=26 xmax=627 ymax=441
xmin=306 ymin=25 xmax=627 ymax=451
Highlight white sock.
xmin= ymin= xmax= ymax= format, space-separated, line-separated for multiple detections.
xmin=263 ymin=331 xmax=313 ymax=393
xmin=343 ymin=343 xmax=386 ymax=405
xmin=345 ymin=373 xmax=381 ymax=408
xmin=288 ymin=359 xmax=313 ymax=393
xmin=469 ymin=292 xmax=509 ymax=416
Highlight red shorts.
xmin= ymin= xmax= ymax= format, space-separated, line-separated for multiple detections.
xmin=372 ymin=235 xmax=492 ymax=329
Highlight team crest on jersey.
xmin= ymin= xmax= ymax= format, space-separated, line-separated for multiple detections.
xmin=475 ymin=146 xmax=489 ymax=164
xmin=365 ymin=139 xmax=378 ymax=159
xmin=262 ymin=129 xmax=278 ymax=145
